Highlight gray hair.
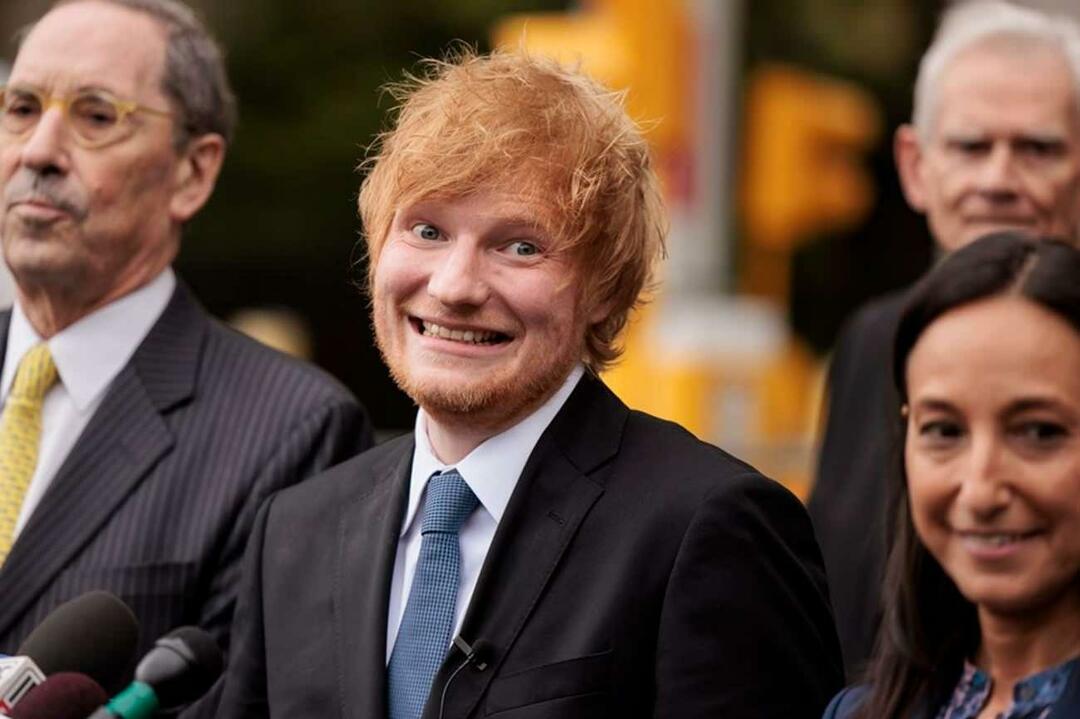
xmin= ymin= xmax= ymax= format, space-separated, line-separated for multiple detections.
xmin=44 ymin=0 xmax=237 ymax=148
xmin=913 ymin=0 xmax=1080 ymax=141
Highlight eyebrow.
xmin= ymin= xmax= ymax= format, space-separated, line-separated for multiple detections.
xmin=941 ymin=130 xmax=1066 ymax=143
xmin=5 ymin=82 xmax=118 ymax=97
xmin=911 ymin=396 xmax=1077 ymax=419
xmin=910 ymin=398 xmax=957 ymax=414
xmin=1003 ymin=397 xmax=1074 ymax=416
xmin=402 ymin=204 xmax=553 ymax=234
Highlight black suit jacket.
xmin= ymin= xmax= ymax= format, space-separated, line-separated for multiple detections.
xmin=808 ymin=289 xmax=908 ymax=677
xmin=0 ymin=281 xmax=372 ymax=665
xmin=211 ymin=373 xmax=842 ymax=718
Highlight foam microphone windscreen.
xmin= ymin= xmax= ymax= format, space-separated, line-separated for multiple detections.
xmin=17 ymin=591 xmax=139 ymax=695
xmin=9 ymin=672 xmax=108 ymax=719
xmin=136 ymin=626 xmax=224 ymax=709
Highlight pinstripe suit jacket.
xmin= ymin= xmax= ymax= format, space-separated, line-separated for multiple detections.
xmin=0 ymin=280 xmax=372 ymax=665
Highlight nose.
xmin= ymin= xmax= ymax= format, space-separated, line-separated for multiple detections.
xmin=426 ymin=240 xmax=490 ymax=307
xmin=17 ymin=108 xmax=70 ymax=175
xmin=973 ymin=143 xmax=1020 ymax=202
xmin=955 ymin=434 xmax=1010 ymax=520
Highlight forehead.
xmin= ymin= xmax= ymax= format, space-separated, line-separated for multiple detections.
xmin=907 ymin=296 xmax=1080 ymax=404
xmin=402 ymin=187 xmax=562 ymax=237
xmin=10 ymin=1 xmax=167 ymax=98
xmin=933 ymin=43 xmax=1078 ymax=138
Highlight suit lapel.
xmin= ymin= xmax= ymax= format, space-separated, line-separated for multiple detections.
xmin=0 ymin=284 xmax=204 ymax=638
xmin=430 ymin=373 xmax=626 ymax=719
xmin=337 ymin=437 xmax=412 ymax=719
xmin=0 ymin=312 xmax=9 ymax=377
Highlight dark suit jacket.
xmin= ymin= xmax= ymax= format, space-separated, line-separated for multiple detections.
xmin=210 ymin=373 xmax=843 ymax=718
xmin=808 ymin=289 xmax=907 ymax=677
xmin=0 ymin=281 xmax=371 ymax=666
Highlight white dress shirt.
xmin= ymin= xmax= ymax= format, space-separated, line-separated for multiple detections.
xmin=0 ymin=268 xmax=175 ymax=536
xmin=386 ymin=364 xmax=585 ymax=661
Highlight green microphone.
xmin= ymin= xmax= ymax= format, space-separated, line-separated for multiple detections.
xmin=87 ymin=627 xmax=223 ymax=718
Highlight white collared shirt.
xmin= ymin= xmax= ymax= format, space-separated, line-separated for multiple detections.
xmin=386 ymin=364 xmax=585 ymax=661
xmin=0 ymin=268 xmax=175 ymax=536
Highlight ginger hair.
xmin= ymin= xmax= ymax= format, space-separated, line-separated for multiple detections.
xmin=358 ymin=48 xmax=667 ymax=371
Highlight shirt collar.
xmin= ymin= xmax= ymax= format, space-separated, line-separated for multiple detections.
xmin=948 ymin=656 xmax=1079 ymax=717
xmin=2 ymin=268 xmax=176 ymax=410
xmin=402 ymin=364 xmax=585 ymax=537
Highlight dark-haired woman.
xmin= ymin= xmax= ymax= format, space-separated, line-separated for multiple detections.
xmin=825 ymin=232 xmax=1080 ymax=718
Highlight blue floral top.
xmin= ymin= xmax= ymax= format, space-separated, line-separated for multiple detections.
xmin=934 ymin=657 xmax=1079 ymax=719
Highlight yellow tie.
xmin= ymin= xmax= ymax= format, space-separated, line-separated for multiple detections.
xmin=0 ymin=344 xmax=58 ymax=562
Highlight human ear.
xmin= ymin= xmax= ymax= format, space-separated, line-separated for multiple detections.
xmin=169 ymin=133 xmax=226 ymax=223
xmin=895 ymin=124 xmax=929 ymax=213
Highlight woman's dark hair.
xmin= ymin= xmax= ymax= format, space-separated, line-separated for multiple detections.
xmin=859 ymin=231 xmax=1080 ymax=718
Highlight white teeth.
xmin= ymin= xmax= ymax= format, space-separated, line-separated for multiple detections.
xmin=968 ymin=533 xmax=1030 ymax=546
xmin=421 ymin=321 xmax=500 ymax=344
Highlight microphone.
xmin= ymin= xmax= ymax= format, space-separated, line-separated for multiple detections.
xmin=439 ymin=636 xmax=493 ymax=719
xmin=87 ymin=626 xmax=224 ymax=719
xmin=451 ymin=636 xmax=491 ymax=672
xmin=0 ymin=591 xmax=138 ymax=712
xmin=8 ymin=672 xmax=107 ymax=719
xmin=0 ymin=658 xmax=43 ymax=714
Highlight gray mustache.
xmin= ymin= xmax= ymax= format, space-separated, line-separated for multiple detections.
xmin=3 ymin=170 xmax=88 ymax=220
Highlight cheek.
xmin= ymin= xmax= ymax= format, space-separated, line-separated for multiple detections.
xmin=1040 ymin=468 xmax=1080 ymax=527
xmin=83 ymin=149 xmax=174 ymax=212
xmin=373 ymin=242 xmax=427 ymax=301
xmin=519 ymin=283 xmax=579 ymax=335
xmin=0 ymin=145 xmax=18 ymax=177
xmin=1043 ymin=170 xmax=1080 ymax=212
xmin=905 ymin=450 xmax=950 ymax=532
xmin=932 ymin=165 xmax=973 ymax=204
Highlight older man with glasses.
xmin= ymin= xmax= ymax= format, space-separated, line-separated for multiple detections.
xmin=0 ymin=0 xmax=371 ymax=674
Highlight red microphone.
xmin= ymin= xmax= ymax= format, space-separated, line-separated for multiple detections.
xmin=8 ymin=672 xmax=107 ymax=719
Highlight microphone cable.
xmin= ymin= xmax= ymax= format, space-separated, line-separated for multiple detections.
xmin=438 ymin=636 xmax=490 ymax=719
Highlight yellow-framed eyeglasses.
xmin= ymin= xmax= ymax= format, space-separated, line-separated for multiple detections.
xmin=0 ymin=85 xmax=173 ymax=149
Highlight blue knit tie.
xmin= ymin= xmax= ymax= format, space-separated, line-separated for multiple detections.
xmin=388 ymin=470 xmax=478 ymax=719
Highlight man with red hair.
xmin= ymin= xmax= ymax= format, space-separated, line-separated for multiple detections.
xmin=211 ymin=50 xmax=842 ymax=718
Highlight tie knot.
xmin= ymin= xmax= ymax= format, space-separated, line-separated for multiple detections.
xmin=10 ymin=344 xmax=57 ymax=403
xmin=421 ymin=470 xmax=477 ymax=535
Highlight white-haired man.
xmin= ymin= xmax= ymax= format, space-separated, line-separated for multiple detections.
xmin=811 ymin=0 xmax=1080 ymax=676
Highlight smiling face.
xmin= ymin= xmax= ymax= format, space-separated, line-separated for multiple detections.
xmin=0 ymin=1 xmax=192 ymax=312
xmin=896 ymin=42 xmax=1080 ymax=250
xmin=372 ymin=190 xmax=597 ymax=438
xmin=905 ymin=294 xmax=1080 ymax=617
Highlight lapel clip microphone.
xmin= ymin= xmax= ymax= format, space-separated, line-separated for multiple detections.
xmin=451 ymin=635 xmax=490 ymax=672
xmin=439 ymin=636 xmax=494 ymax=719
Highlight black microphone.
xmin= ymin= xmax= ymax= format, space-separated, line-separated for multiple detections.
xmin=0 ymin=590 xmax=139 ymax=712
xmin=87 ymin=626 xmax=223 ymax=719
xmin=17 ymin=590 xmax=139 ymax=696
xmin=8 ymin=672 xmax=107 ymax=719
xmin=438 ymin=636 xmax=493 ymax=719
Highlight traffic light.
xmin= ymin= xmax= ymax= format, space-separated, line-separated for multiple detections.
xmin=740 ymin=63 xmax=880 ymax=300
xmin=490 ymin=0 xmax=688 ymax=158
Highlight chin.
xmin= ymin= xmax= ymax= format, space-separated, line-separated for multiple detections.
xmin=960 ymin=580 xmax=1075 ymax=619
xmin=405 ymin=373 xmax=508 ymax=416
xmin=388 ymin=356 xmax=578 ymax=430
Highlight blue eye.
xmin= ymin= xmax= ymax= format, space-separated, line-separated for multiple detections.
xmin=411 ymin=223 xmax=441 ymax=241
xmin=508 ymin=240 xmax=539 ymax=257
